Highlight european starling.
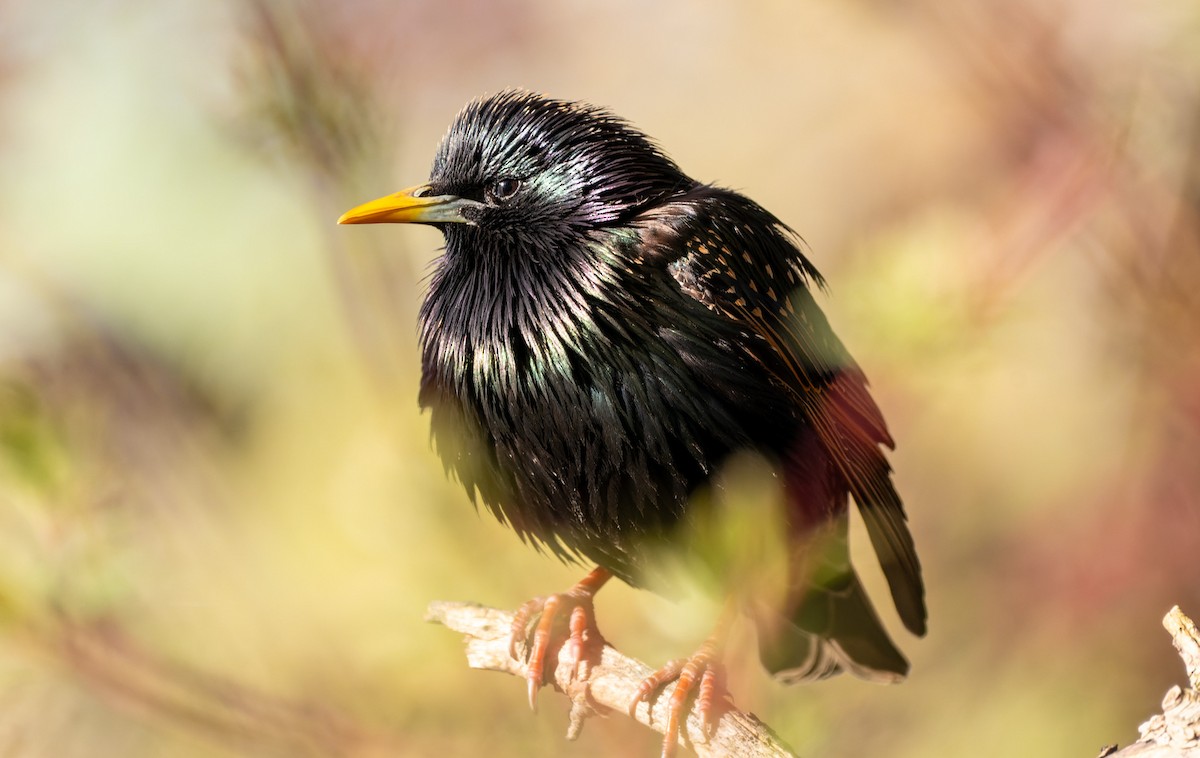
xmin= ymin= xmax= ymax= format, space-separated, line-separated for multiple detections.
xmin=339 ymin=90 xmax=926 ymax=756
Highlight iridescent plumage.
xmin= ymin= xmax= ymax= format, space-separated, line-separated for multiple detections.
xmin=344 ymin=90 xmax=926 ymax=705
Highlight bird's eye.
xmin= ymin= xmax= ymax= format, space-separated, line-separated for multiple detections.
xmin=487 ymin=177 xmax=521 ymax=202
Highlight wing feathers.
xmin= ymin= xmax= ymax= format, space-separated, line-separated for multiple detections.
xmin=639 ymin=187 xmax=927 ymax=637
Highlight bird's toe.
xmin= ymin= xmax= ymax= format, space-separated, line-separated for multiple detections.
xmin=631 ymin=643 xmax=732 ymax=758
xmin=509 ymin=569 xmax=612 ymax=713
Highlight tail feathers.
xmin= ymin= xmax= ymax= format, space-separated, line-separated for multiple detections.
xmin=854 ymin=464 xmax=928 ymax=637
xmin=757 ymin=569 xmax=909 ymax=685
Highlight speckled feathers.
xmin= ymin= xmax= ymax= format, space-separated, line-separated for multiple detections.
xmin=410 ymin=90 xmax=926 ymax=683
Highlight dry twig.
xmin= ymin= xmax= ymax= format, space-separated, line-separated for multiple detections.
xmin=1100 ymin=606 xmax=1200 ymax=758
xmin=425 ymin=601 xmax=796 ymax=757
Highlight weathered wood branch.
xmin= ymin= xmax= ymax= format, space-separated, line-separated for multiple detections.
xmin=425 ymin=601 xmax=796 ymax=757
xmin=1100 ymin=607 xmax=1200 ymax=758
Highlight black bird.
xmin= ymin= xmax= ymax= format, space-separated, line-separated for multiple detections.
xmin=339 ymin=90 xmax=926 ymax=756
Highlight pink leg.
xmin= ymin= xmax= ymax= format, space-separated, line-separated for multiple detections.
xmin=628 ymin=603 xmax=736 ymax=758
xmin=509 ymin=567 xmax=612 ymax=711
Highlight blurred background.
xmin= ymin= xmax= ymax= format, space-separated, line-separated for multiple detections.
xmin=1 ymin=0 xmax=1198 ymax=755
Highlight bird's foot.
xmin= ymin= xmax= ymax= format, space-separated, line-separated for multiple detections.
xmin=628 ymin=607 xmax=735 ymax=758
xmin=509 ymin=567 xmax=612 ymax=712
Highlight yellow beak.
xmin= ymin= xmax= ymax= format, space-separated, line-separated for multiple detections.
xmin=337 ymin=184 xmax=479 ymax=225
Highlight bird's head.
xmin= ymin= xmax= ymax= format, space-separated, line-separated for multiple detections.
xmin=338 ymin=91 xmax=691 ymax=249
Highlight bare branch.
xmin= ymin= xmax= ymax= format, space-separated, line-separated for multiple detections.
xmin=425 ymin=601 xmax=796 ymax=757
xmin=1164 ymin=606 xmax=1200 ymax=693
xmin=1100 ymin=606 xmax=1200 ymax=758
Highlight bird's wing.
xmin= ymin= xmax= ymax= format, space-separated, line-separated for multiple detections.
xmin=633 ymin=187 xmax=927 ymax=636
